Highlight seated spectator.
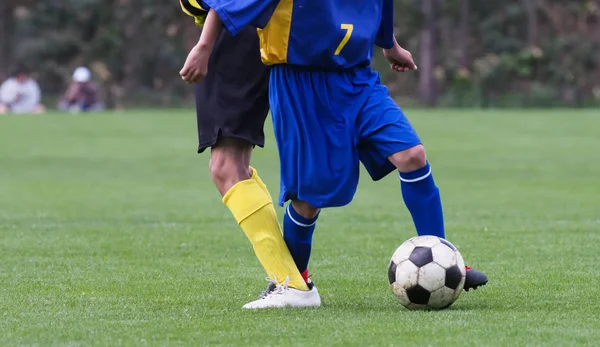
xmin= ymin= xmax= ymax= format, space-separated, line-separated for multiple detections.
xmin=58 ymin=67 xmax=104 ymax=113
xmin=0 ymin=66 xmax=45 ymax=115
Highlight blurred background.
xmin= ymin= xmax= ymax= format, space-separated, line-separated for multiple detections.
xmin=1 ymin=0 xmax=599 ymax=110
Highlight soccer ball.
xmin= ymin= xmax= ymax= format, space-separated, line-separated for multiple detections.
xmin=388 ymin=235 xmax=466 ymax=310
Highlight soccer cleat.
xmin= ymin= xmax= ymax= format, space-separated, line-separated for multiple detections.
xmin=244 ymin=276 xmax=321 ymax=309
xmin=464 ymin=266 xmax=488 ymax=291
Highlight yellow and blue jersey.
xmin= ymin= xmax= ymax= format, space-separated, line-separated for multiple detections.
xmin=179 ymin=0 xmax=209 ymax=26
xmin=199 ymin=0 xmax=395 ymax=69
xmin=189 ymin=0 xmax=414 ymax=208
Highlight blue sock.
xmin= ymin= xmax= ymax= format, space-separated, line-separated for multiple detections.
xmin=399 ymin=162 xmax=445 ymax=239
xmin=283 ymin=204 xmax=318 ymax=275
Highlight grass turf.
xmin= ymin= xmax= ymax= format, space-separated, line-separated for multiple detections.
xmin=1 ymin=109 xmax=599 ymax=346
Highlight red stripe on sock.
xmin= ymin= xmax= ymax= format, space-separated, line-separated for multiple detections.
xmin=301 ymin=269 xmax=309 ymax=283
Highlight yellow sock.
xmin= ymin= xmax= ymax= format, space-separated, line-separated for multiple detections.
xmin=223 ymin=178 xmax=308 ymax=291
xmin=249 ymin=166 xmax=272 ymax=200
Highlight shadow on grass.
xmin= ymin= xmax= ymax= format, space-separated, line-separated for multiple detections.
xmin=238 ymin=298 xmax=494 ymax=316
xmin=327 ymin=299 xmax=493 ymax=313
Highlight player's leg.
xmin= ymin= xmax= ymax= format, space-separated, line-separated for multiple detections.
xmin=205 ymin=139 xmax=311 ymax=300
xmin=236 ymin=178 xmax=322 ymax=309
xmin=253 ymin=198 xmax=321 ymax=303
xmin=358 ymin=83 xmax=488 ymax=291
xmin=283 ymin=200 xmax=320 ymax=283
xmin=192 ymin=26 xmax=310 ymax=306
xmin=389 ymin=145 xmax=445 ymax=239
xmin=274 ymin=66 xmax=361 ymax=276
xmin=257 ymin=200 xmax=321 ymax=299
xmin=209 ymin=137 xmax=308 ymax=293
xmin=209 ymin=137 xmax=252 ymax=195
xmin=245 ymin=67 xmax=364 ymax=308
xmin=356 ymin=85 xmax=442 ymax=238
xmin=388 ymin=147 xmax=488 ymax=290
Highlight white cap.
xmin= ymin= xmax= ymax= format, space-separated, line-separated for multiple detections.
xmin=72 ymin=67 xmax=91 ymax=83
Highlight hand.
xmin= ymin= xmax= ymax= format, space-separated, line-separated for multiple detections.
xmin=383 ymin=43 xmax=418 ymax=72
xmin=179 ymin=44 xmax=211 ymax=84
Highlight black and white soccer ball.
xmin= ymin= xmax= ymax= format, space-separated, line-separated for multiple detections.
xmin=388 ymin=235 xmax=466 ymax=310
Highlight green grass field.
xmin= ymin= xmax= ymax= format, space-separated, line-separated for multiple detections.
xmin=1 ymin=109 xmax=599 ymax=346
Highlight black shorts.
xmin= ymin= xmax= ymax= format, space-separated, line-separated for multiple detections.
xmin=194 ymin=26 xmax=270 ymax=153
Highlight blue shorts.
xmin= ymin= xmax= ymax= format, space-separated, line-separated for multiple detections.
xmin=270 ymin=65 xmax=421 ymax=208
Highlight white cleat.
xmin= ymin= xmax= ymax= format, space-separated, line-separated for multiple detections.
xmin=243 ymin=276 xmax=321 ymax=309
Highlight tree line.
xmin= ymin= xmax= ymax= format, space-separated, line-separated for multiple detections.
xmin=1 ymin=0 xmax=598 ymax=108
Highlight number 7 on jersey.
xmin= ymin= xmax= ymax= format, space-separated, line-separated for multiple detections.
xmin=334 ymin=24 xmax=354 ymax=55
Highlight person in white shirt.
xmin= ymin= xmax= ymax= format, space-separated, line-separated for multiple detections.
xmin=0 ymin=66 xmax=45 ymax=114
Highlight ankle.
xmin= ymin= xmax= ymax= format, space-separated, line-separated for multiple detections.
xmin=301 ymin=269 xmax=310 ymax=283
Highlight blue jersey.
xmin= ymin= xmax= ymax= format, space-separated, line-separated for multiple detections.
xmin=200 ymin=0 xmax=395 ymax=69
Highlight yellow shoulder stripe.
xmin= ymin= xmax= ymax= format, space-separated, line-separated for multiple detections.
xmin=188 ymin=0 xmax=206 ymax=11
xmin=180 ymin=0 xmax=207 ymax=17
xmin=180 ymin=0 xmax=208 ymax=25
xmin=180 ymin=0 xmax=194 ymax=17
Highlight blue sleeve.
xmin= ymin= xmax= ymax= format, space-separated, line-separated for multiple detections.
xmin=201 ymin=0 xmax=279 ymax=36
xmin=197 ymin=1 xmax=211 ymax=10
xmin=375 ymin=0 xmax=395 ymax=49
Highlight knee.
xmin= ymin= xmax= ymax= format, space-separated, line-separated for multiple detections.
xmin=291 ymin=200 xmax=320 ymax=219
xmin=390 ymin=145 xmax=427 ymax=172
xmin=209 ymin=157 xmax=250 ymax=196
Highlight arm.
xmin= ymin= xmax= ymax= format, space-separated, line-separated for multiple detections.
xmin=375 ymin=0 xmax=395 ymax=49
xmin=179 ymin=0 xmax=276 ymax=83
xmin=180 ymin=9 xmax=223 ymax=83
xmin=375 ymin=0 xmax=417 ymax=71
xmin=196 ymin=9 xmax=223 ymax=51
xmin=383 ymin=36 xmax=418 ymax=72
